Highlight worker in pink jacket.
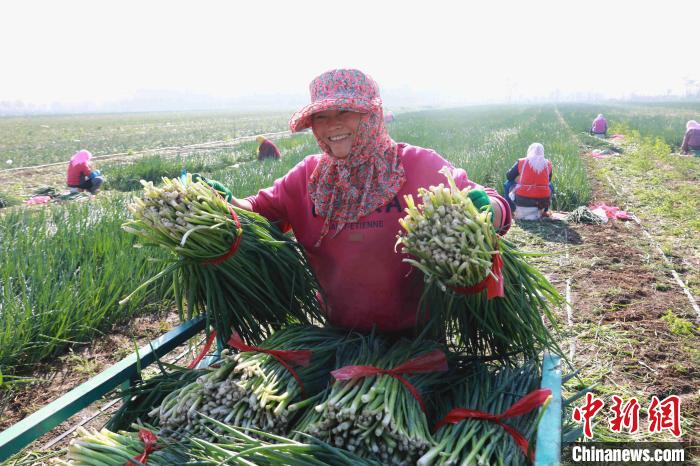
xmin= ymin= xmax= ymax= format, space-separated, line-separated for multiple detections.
xmin=256 ymin=135 xmax=281 ymax=161
xmin=66 ymin=150 xmax=104 ymax=194
xmin=590 ymin=114 xmax=608 ymax=137
xmin=205 ymin=69 xmax=511 ymax=334
xmin=681 ymin=120 xmax=700 ymax=156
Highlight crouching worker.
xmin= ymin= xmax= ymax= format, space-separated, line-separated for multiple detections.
xmin=256 ymin=135 xmax=281 ymax=161
xmin=66 ymin=149 xmax=105 ymax=194
xmin=681 ymin=120 xmax=700 ymax=156
xmin=590 ymin=113 xmax=608 ymax=138
xmin=504 ymin=143 xmax=553 ymax=220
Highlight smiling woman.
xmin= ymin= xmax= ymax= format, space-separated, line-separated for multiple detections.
xmin=200 ymin=68 xmax=512 ymax=335
xmin=311 ymin=110 xmax=364 ymax=159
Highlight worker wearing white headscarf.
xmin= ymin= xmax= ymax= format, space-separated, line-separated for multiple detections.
xmin=504 ymin=143 xmax=553 ymax=212
xmin=591 ymin=114 xmax=608 ymax=136
xmin=681 ymin=120 xmax=700 ymax=155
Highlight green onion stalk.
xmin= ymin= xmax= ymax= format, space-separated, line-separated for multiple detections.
xmin=56 ymin=426 xmax=187 ymax=465
xmin=293 ymin=336 xmax=452 ymax=465
xmin=152 ymin=325 xmax=358 ymax=440
xmin=121 ymin=175 xmax=324 ymax=344
xmin=57 ymin=421 xmax=382 ymax=466
xmin=183 ymin=417 xmax=383 ymax=465
xmin=397 ymin=167 xmax=563 ymax=361
xmin=418 ymin=361 xmax=547 ymax=466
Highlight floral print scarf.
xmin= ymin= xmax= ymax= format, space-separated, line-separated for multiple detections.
xmin=308 ymin=108 xmax=405 ymax=247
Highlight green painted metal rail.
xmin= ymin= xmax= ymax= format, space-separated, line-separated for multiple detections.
xmin=0 ymin=315 xmax=206 ymax=462
xmin=534 ymin=352 xmax=563 ymax=465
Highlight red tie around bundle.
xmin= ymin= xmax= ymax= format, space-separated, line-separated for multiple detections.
xmin=451 ymin=249 xmax=505 ymax=299
xmin=227 ymin=332 xmax=312 ymax=398
xmin=330 ymin=350 xmax=449 ymax=414
xmin=433 ymin=388 xmax=552 ymax=462
xmin=188 ymin=330 xmax=219 ymax=369
xmin=202 ymin=196 xmax=243 ymax=266
xmin=124 ymin=429 xmax=159 ymax=466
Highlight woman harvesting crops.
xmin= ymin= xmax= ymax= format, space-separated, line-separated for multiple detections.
xmin=681 ymin=119 xmax=700 ymax=156
xmin=504 ymin=143 xmax=554 ymax=219
xmin=205 ymin=68 xmax=512 ymax=333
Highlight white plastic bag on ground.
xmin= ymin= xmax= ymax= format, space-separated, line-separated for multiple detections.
xmin=514 ymin=206 xmax=541 ymax=220
xmin=590 ymin=207 xmax=609 ymax=223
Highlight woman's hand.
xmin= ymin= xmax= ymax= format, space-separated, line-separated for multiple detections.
xmin=468 ymin=189 xmax=502 ymax=229
xmin=192 ymin=173 xmax=233 ymax=202
xmin=467 ymin=189 xmax=491 ymax=212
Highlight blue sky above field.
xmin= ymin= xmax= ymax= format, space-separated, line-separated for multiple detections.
xmin=1 ymin=0 xmax=699 ymax=112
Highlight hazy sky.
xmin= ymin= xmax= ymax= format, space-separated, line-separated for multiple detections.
xmin=1 ymin=0 xmax=699 ymax=106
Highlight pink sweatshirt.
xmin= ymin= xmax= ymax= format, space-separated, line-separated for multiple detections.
xmin=592 ymin=116 xmax=607 ymax=134
xmin=246 ymin=143 xmax=512 ymax=332
xmin=66 ymin=159 xmax=91 ymax=186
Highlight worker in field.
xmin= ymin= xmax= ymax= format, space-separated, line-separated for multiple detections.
xmin=66 ymin=149 xmax=105 ymax=194
xmin=681 ymin=120 xmax=700 ymax=156
xmin=200 ymin=68 xmax=511 ymax=334
xmin=504 ymin=143 xmax=553 ymax=220
xmin=256 ymin=135 xmax=281 ymax=161
xmin=590 ymin=113 xmax=608 ymax=138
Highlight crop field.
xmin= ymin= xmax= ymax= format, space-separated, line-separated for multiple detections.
xmin=0 ymin=112 xmax=291 ymax=167
xmin=0 ymin=103 xmax=698 ymax=462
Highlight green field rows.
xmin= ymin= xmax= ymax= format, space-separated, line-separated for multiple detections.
xmin=0 ymin=112 xmax=291 ymax=167
xmin=1 ymin=103 xmax=697 ymax=376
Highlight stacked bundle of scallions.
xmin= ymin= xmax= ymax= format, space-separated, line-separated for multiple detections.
xmin=397 ymin=168 xmax=563 ymax=360
xmin=153 ymin=325 xmax=356 ymax=440
xmin=419 ymin=361 xmax=548 ymax=466
xmin=121 ymin=175 xmax=323 ymax=344
xmin=293 ymin=336 xmax=452 ymax=465
xmin=58 ymin=422 xmax=381 ymax=466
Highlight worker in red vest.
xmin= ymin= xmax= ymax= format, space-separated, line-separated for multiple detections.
xmin=503 ymin=143 xmax=553 ymax=218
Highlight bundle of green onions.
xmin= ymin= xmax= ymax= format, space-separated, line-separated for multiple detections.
xmin=397 ymin=168 xmax=562 ymax=360
xmin=153 ymin=325 xmax=355 ymax=440
xmin=294 ymin=336 xmax=451 ymax=465
xmin=184 ymin=417 xmax=383 ymax=465
xmin=57 ymin=426 xmax=187 ymax=465
xmin=419 ymin=361 xmax=549 ymax=466
xmin=106 ymin=363 xmax=207 ymax=431
xmin=566 ymin=206 xmax=605 ymax=224
xmin=58 ymin=422 xmax=382 ymax=466
xmin=397 ymin=167 xmax=499 ymax=289
xmin=121 ymin=175 xmax=323 ymax=344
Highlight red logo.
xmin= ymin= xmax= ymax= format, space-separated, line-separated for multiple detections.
xmin=648 ymin=395 xmax=682 ymax=437
xmin=609 ymin=396 xmax=640 ymax=434
xmin=572 ymin=393 xmax=605 ymax=439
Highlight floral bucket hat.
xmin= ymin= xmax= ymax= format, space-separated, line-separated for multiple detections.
xmin=289 ymin=69 xmax=383 ymax=132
